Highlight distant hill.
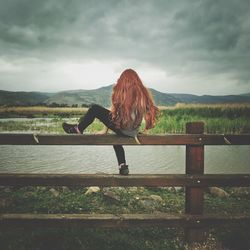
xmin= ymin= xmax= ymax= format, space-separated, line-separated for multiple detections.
xmin=45 ymin=85 xmax=112 ymax=107
xmin=240 ymin=93 xmax=250 ymax=97
xmin=0 ymin=90 xmax=51 ymax=106
xmin=1 ymin=85 xmax=250 ymax=106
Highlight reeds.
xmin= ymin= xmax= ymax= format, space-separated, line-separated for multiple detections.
xmin=0 ymin=106 xmax=88 ymax=118
xmin=151 ymin=103 xmax=250 ymax=134
xmin=0 ymin=104 xmax=250 ymax=134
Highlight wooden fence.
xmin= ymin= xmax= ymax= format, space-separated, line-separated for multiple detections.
xmin=0 ymin=122 xmax=250 ymax=245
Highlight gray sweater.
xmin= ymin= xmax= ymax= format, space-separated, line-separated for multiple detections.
xmin=120 ymin=126 xmax=140 ymax=137
xmin=119 ymin=110 xmax=142 ymax=137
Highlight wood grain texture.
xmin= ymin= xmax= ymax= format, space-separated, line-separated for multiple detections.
xmin=0 ymin=173 xmax=249 ymax=187
xmin=185 ymin=122 xmax=205 ymax=243
xmin=0 ymin=133 xmax=250 ymax=145
xmin=1 ymin=213 xmax=249 ymax=228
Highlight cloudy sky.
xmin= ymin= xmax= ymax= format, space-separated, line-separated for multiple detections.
xmin=0 ymin=0 xmax=250 ymax=95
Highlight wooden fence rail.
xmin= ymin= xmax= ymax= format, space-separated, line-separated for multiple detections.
xmin=0 ymin=173 xmax=249 ymax=187
xmin=0 ymin=122 xmax=250 ymax=246
xmin=0 ymin=133 xmax=250 ymax=145
xmin=1 ymin=213 xmax=249 ymax=229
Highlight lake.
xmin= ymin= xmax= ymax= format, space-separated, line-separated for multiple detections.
xmin=0 ymin=145 xmax=249 ymax=174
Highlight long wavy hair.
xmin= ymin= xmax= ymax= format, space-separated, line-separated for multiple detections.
xmin=111 ymin=69 xmax=159 ymax=130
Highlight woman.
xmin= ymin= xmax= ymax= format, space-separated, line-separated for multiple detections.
xmin=62 ymin=69 xmax=159 ymax=175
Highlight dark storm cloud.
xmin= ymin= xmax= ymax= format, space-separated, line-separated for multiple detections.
xmin=0 ymin=0 xmax=249 ymax=93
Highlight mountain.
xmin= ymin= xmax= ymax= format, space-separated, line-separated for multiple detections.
xmin=149 ymin=89 xmax=179 ymax=106
xmin=1 ymin=85 xmax=250 ymax=106
xmin=168 ymin=93 xmax=250 ymax=104
xmin=45 ymin=85 xmax=112 ymax=107
xmin=0 ymin=90 xmax=51 ymax=106
xmin=240 ymin=93 xmax=250 ymax=97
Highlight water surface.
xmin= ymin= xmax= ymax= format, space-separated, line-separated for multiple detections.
xmin=0 ymin=145 xmax=249 ymax=174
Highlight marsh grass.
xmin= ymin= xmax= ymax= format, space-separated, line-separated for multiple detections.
xmin=1 ymin=103 xmax=250 ymax=134
xmin=151 ymin=103 xmax=250 ymax=134
xmin=0 ymin=106 xmax=88 ymax=118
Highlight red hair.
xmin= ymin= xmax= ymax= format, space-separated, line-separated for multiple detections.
xmin=111 ymin=69 xmax=159 ymax=130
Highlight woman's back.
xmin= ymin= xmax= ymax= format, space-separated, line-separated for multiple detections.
xmin=111 ymin=69 xmax=159 ymax=135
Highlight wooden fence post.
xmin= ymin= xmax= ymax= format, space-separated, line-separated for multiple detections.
xmin=185 ymin=122 xmax=205 ymax=245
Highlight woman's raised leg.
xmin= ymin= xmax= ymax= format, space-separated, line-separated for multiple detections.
xmin=77 ymin=104 xmax=121 ymax=134
xmin=62 ymin=104 xmax=128 ymax=174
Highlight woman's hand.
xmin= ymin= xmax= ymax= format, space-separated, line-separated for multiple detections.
xmin=140 ymin=128 xmax=149 ymax=134
xmin=95 ymin=126 xmax=109 ymax=135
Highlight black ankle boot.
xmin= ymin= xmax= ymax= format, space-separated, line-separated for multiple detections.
xmin=119 ymin=163 xmax=129 ymax=175
xmin=62 ymin=122 xmax=81 ymax=134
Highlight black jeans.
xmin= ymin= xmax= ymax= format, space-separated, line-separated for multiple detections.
xmin=78 ymin=104 xmax=126 ymax=165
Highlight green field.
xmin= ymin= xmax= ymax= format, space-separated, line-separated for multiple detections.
xmin=1 ymin=186 xmax=249 ymax=250
xmin=1 ymin=103 xmax=250 ymax=134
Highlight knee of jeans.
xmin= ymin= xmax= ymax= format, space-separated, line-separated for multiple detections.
xmin=89 ymin=104 xmax=100 ymax=111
